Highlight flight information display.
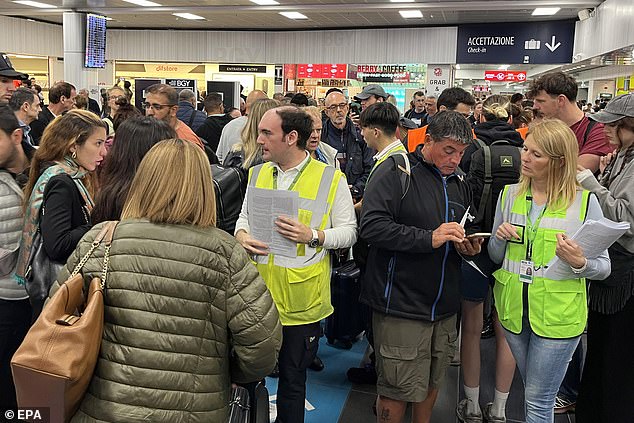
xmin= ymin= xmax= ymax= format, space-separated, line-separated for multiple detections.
xmin=85 ymin=14 xmax=106 ymax=68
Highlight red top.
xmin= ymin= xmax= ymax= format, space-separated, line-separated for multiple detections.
xmin=570 ymin=115 xmax=613 ymax=156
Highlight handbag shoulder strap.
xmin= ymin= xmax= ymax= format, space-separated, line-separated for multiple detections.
xmin=101 ymin=221 xmax=119 ymax=289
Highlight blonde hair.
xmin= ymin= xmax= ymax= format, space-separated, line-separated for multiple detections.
xmin=232 ymin=98 xmax=280 ymax=169
xmin=107 ymin=86 xmax=125 ymax=97
xmin=303 ymin=106 xmax=321 ymax=122
xmin=121 ymin=139 xmax=216 ymax=227
xmin=482 ymin=95 xmax=510 ymax=121
xmin=23 ymin=109 xmax=107 ymax=209
xmin=518 ymin=119 xmax=579 ymax=209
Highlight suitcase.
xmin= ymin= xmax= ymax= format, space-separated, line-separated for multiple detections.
xmin=229 ymin=386 xmax=250 ymax=423
xmin=325 ymin=260 xmax=365 ymax=349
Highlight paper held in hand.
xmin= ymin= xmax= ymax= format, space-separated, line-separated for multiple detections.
xmin=543 ymin=217 xmax=630 ymax=280
xmin=247 ymin=187 xmax=299 ymax=258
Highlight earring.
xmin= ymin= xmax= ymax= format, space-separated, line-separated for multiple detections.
xmin=71 ymin=151 xmax=77 ymax=160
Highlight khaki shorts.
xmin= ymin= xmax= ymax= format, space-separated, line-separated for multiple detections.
xmin=373 ymin=311 xmax=457 ymax=403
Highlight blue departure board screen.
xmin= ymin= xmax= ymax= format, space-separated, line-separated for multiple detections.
xmin=85 ymin=14 xmax=106 ymax=68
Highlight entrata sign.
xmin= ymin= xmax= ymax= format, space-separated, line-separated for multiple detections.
xmin=484 ymin=70 xmax=527 ymax=82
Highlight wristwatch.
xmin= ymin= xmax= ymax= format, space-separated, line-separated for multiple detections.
xmin=308 ymin=229 xmax=320 ymax=248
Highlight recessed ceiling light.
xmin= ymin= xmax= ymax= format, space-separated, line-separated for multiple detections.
xmin=455 ymin=64 xmax=461 ymax=70
xmin=173 ymin=12 xmax=205 ymax=20
xmin=104 ymin=16 xmax=113 ymax=20
xmin=532 ymin=7 xmax=560 ymax=16
xmin=251 ymin=0 xmax=279 ymax=5
xmin=279 ymin=11 xmax=308 ymax=19
xmin=12 ymin=1 xmax=57 ymax=8
xmin=390 ymin=0 xmax=415 ymax=2
xmin=121 ymin=0 xmax=161 ymax=7
xmin=399 ymin=10 xmax=423 ymax=18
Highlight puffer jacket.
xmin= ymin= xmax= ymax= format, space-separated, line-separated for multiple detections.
xmin=49 ymin=219 xmax=282 ymax=423
xmin=0 ymin=171 xmax=27 ymax=300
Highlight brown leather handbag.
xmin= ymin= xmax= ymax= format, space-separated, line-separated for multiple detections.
xmin=11 ymin=221 xmax=118 ymax=423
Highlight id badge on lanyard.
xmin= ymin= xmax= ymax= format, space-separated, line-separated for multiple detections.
xmin=522 ymin=195 xmax=545 ymax=284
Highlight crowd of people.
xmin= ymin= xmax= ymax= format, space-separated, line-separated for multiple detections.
xmin=1 ymin=50 xmax=633 ymax=423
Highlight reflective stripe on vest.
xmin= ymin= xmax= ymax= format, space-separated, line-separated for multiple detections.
xmin=492 ymin=184 xmax=590 ymax=338
xmin=247 ymin=159 xmax=341 ymax=326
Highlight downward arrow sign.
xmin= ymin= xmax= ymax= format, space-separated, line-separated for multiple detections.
xmin=545 ymin=35 xmax=561 ymax=52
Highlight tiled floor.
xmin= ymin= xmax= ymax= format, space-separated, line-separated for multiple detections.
xmin=265 ymin=334 xmax=578 ymax=422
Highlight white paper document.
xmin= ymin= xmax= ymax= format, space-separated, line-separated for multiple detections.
xmin=247 ymin=187 xmax=299 ymax=258
xmin=544 ymin=217 xmax=630 ymax=280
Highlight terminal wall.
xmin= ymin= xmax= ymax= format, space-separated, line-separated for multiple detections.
xmin=574 ymin=0 xmax=634 ymax=61
xmin=0 ymin=16 xmax=63 ymax=58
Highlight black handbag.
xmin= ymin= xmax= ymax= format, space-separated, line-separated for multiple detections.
xmin=24 ymin=228 xmax=64 ymax=305
xmin=229 ymin=386 xmax=250 ymax=423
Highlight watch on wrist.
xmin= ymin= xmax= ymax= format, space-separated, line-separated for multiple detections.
xmin=570 ymin=258 xmax=588 ymax=274
xmin=308 ymin=229 xmax=319 ymax=248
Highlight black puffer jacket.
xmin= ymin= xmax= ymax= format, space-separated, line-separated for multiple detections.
xmin=359 ymin=147 xmax=474 ymax=322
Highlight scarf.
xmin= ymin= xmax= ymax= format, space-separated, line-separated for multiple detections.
xmin=14 ymin=156 xmax=94 ymax=285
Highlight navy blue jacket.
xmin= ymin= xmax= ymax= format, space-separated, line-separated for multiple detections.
xmin=176 ymin=101 xmax=207 ymax=132
xmin=359 ymin=146 xmax=474 ymax=322
xmin=321 ymin=118 xmax=374 ymax=195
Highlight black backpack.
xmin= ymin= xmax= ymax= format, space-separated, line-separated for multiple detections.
xmin=467 ymin=139 xmax=521 ymax=232
xmin=211 ymin=164 xmax=245 ymax=234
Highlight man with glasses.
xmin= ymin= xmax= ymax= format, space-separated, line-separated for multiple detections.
xmin=144 ymin=83 xmax=204 ymax=149
xmin=30 ymin=81 xmax=76 ymax=145
xmin=321 ymin=91 xmax=374 ymax=201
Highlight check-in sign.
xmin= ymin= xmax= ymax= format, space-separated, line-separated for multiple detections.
xmin=484 ymin=70 xmax=527 ymax=82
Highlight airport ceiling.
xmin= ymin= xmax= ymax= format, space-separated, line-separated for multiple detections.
xmin=1 ymin=0 xmax=604 ymax=30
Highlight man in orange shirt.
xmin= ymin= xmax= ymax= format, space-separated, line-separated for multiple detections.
xmin=407 ymin=88 xmax=475 ymax=152
xmin=144 ymin=83 xmax=204 ymax=149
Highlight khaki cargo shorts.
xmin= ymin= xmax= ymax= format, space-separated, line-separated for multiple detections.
xmin=373 ymin=311 xmax=457 ymax=403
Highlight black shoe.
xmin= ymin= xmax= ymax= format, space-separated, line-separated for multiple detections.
xmin=481 ymin=316 xmax=495 ymax=339
xmin=309 ymin=356 xmax=325 ymax=371
xmin=269 ymin=363 xmax=279 ymax=378
xmin=347 ymin=365 xmax=377 ymax=384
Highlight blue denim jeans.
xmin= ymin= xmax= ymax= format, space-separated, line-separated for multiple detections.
xmin=503 ymin=319 xmax=580 ymax=423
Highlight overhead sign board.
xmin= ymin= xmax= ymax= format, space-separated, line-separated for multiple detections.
xmin=457 ymin=20 xmax=575 ymax=64
xmin=219 ymin=65 xmax=267 ymax=73
xmin=484 ymin=70 xmax=527 ymax=82
xmin=297 ymin=64 xmax=347 ymax=79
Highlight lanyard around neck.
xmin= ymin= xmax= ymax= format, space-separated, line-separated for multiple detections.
xmin=525 ymin=193 xmax=547 ymax=260
xmin=273 ymin=157 xmax=311 ymax=190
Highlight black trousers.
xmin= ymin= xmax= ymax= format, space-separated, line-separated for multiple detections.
xmin=0 ymin=298 xmax=32 ymax=409
xmin=276 ymin=322 xmax=320 ymax=423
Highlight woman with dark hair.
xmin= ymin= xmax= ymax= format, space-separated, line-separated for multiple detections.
xmin=91 ymin=116 xmax=176 ymax=224
xmin=111 ymin=97 xmax=141 ymax=132
xmin=15 ymin=110 xmax=107 ymax=318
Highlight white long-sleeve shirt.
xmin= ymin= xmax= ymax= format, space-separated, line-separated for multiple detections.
xmin=235 ymin=153 xmax=358 ymax=249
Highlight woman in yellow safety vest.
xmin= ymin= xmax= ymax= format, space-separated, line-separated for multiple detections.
xmin=487 ymin=119 xmax=611 ymax=423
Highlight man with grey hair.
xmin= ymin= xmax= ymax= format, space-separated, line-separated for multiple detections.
xmin=78 ymin=88 xmax=101 ymax=116
xmin=359 ymin=110 xmax=483 ymax=423
xmin=9 ymin=87 xmax=41 ymax=146
xmin=176 ymin=88 xmax=207 ymax=132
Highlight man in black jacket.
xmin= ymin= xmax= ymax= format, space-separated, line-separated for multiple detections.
xmin=30 ymin=81 xmax=76 ymax=145
xmin=360 ymin=110 xmax=483 ymax=423
xmin=321 ymin=91 xmax=374 ymax=201
xmin=195 ymin=92 xmax=233 ymax=153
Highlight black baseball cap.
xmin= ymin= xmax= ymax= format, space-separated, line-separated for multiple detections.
xmin=354 ymin=84 xmax=388 ymax=101
xmin=0 ymin=53 xmax=29 ymax=80
xmin=590 ymin=93 xmax=634 ymax=123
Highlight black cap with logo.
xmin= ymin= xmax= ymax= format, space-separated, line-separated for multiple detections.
xmin=0 ymin=53 xmax=29 ymax=80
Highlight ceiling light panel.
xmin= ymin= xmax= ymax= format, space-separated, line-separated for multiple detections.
xmin=279 ymin=12 xmax=308 ymax=20
xmin=532 ymin=7 xmax=560 ymax=16
xmin=173 ymin=13 xmax=205 ymax=20
xmin=390 ymin=0 xmax=415 ymax=3
xmin=121 ymin=0 xmax=162 ymax=7
xmin=400 ymin=10 xmax=423 ymax=18
xmin=12 ymin=1 xmax=57 ymax=8
xmin=251 ymin=0 xmax=279 ymax=5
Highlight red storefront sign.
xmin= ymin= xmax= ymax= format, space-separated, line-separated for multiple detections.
xmin=484 ymin=70 xmax=527 ymax=82
xmin=297 ymin=64 xmax=347 ymax=79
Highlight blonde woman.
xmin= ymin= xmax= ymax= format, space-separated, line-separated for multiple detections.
xmin=224 ymin=98 xmax=279 ymax=176
xmin=102 ymin=86 xmax=126 ymax=136
xmin=50 ymin=139 xmax=282 ymax=422
xmin=488 ymin=119 xmax=610 ymax=423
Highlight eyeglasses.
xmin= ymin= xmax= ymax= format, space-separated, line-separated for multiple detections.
xmin=108 ymin=95 xmax=124 ymax=101
xmin=325 ymin=103 xmax=349 ymax=112
xmin=143 ymin=102 xmax=175 ymax=111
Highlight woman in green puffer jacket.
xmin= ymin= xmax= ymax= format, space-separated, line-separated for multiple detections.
xmin=50 ymin=138 xmax=282 ymax=422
